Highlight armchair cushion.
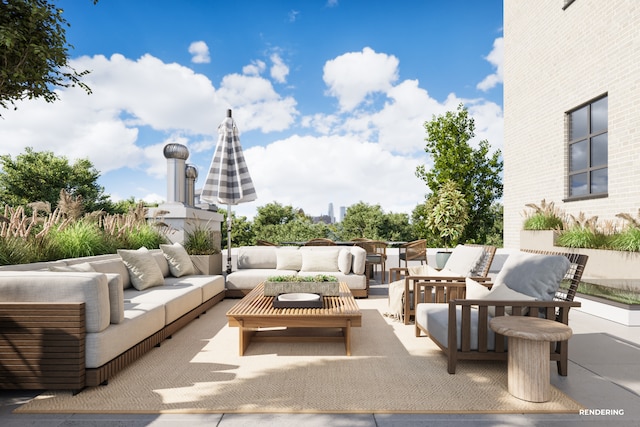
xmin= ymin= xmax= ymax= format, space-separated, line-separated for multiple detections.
xmin=338 ymin=249 xmax=352 ymax=274
xmin=443 ymin=245 xmax=485 ymax=276
xmin=494 ymin=251 xmax=570 ymax=301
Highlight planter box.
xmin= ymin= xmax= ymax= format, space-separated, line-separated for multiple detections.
xmin=520 ymin=230 xmax=640 ymax=293
xmin=190 ymin=253 xmax=222 ymax=275
xmin=575 ymin=293 xmax=640 ymax=326
xmin=263 ymin=281 xmax=340 ymax=297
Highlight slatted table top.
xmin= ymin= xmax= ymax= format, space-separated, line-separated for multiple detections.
xmin=226 ymin=282 xmax=361 ymax=323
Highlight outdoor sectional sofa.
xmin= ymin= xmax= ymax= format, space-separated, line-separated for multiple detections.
xmin=225 ymin=245 xmax=369 ymax=298
xmin=0 ymin=245 xmax=225 ymax=392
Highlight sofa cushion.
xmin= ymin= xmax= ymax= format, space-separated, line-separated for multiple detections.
xmin=338 ymin=249 xmax=352 ymax=274
xmin=164 ymin=275 xmax=225 ymax=302
xmin=237 ymin=246 xmax=277 ymax=269
xmin=85 ymin=301 xmax=165 ymax=368
xmin=151 ymin=250 xmax=171 ymax=277
xmin=301 ymin=249 xmax=339 ymax=272
xmin=226 ymin=269 xmax=298 ymax=290
xmin=160 ymin=242 xmax=195 ymax=277
xmin=443 ymin=245 xmax=485 ymax=276
xmin=124 ymin=282 xmax=202 ymax=325
xmin=350 ymin=246 xmax=367 ymax=275
xmin=275 ymin=248 xmax=302 ymax=270
xmin=494 ymin=251 xmax=570 ymax=301
xmin=0 ymin=271 xmax=111 ymax=333
xmin=117 ymin=247 xmax=165 ymax=291
xmin=89 ymin=258 xmax=132 ymax=289
xmin=50 ymin=262 xmax=95 ymax=273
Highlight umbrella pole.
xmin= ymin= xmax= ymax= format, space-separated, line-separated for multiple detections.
xmin=226 ymin=203 xmax=232 ymax=274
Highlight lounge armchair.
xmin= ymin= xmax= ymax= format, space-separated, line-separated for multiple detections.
xmin=398 ymin=239 xmax=427 ymax=268
xmin=414 ymin=250 xmax=588 ymax=375
xmin=388 ymin=244 xmax=496 ymax=324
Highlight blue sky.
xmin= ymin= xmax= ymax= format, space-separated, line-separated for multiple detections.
xmin=1 ymin=0 xmax=504 ymax=219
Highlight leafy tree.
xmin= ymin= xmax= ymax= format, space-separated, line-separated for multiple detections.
xmin=416 ymin=103 xmax=503 ymax=243
xmin=0 ymin=0 xmax=94 ymax=113
xmin=0 ymin=147 xmax=112 ymax=213
xmin=217 ymin=208 xmax=253 ymax=249
xmin=425 ymin=180 xmax=469 ymax=248
xmin=381 ymin=212 xmax=413 ymax=242
xmin=253 ymin=202 xmax=299 ymax=229
xmin=340 ymin=202 xmax=385 ymax=240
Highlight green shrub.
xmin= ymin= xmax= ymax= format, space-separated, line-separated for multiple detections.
xmin=610 ymin=227 xmax=640 ymax=252
xmin=48 ymin=220 xmax=109 ymax=258
xmin=183 ymin=224 xmax=220 ymax=255
xmin=123 ymin=224 xmax=167 ymax=249
xmin=556 ymin=226 xmax=607 ymax=249
xmin=523 ymin=213 xmax=563 ymax=230
xmin=0 ymin=236 xmax=38 ymax=265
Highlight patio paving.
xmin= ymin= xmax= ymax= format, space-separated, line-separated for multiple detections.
xmin=1 ymin=250 xmax=639 ymax=426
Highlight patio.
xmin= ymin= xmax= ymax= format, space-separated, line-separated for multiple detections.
xmin=1 ymin=249 xmax=639 ymax=426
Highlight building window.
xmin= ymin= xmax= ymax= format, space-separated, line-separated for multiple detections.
xmin=567 ymin=96 xmax=608 ymax=199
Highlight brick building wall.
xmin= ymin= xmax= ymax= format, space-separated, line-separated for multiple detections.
xmin=503 ymin=0 xmax=640 ymax=248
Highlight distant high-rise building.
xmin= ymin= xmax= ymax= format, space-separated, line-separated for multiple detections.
xmin=328 ymin=203 xmax=335 ymax=223
xmin=339 ymin=206 xmax=346 ymax=222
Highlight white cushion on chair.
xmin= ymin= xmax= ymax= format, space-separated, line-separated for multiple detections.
xmin=443 ymin=245 xmax=485 ymax=276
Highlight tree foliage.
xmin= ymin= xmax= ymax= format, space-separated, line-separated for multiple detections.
xmin=424 ymin=180 xmax=469 ymax=248
xmin=416 ymin=103 xmax=503 ymax=243
xmin=0 ymin=147 xmax=112 ymax=213
xmin=0 ymin=0 xmax=92 ymax=113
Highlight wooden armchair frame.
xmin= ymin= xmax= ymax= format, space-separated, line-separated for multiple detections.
xmin=389 ymin=244 xmax=497 ymax=324
xmin=414 ymin=250 xmax=588 ymax=375
xmin=303 ymin=238 xmax=336 ymax=246
xmin=398 ymin=239 xmax=427 ymax=268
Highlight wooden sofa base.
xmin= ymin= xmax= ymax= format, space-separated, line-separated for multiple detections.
xmin=0 ymin=291 xmax=225 ymax=392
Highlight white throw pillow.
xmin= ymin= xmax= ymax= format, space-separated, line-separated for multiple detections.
xmin=338 ymin=249 xmax=352 ymax=274
xmin=480 ymin=282 xmax=537 ymax=316
xmin=117 ymin=247 xmax=165 ymax=290
xmin=465 ymin=277 xmax=491 ymax=299
xmin=301 ymin=250 xmax=339 ymax=272
xmin=160 ymin=242 xmax=195 ymax=277
xmin=276 ymin=248 xmax=303 ymax=270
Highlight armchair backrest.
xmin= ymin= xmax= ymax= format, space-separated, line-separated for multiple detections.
xmin=522 ymin=249 xmax=588 ymax=303
xmin=464 ymin=244 xmax=497 ymax=277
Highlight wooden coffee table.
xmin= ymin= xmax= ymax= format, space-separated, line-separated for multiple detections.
xmin=226 ymin=282 xmax=362 ymax=356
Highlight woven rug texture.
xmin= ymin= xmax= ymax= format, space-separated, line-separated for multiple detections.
xmin=15 ymin=297 xmax=583 ymax=414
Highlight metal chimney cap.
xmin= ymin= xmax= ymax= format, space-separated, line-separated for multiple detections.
xmin=185 ymin=164 xmax=198 ymax=179
xmin=163 ymin=143 xmax=189 ymax=160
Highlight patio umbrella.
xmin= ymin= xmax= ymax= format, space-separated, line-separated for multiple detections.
xmin=200 ymin=109 xmax=257 ymax=273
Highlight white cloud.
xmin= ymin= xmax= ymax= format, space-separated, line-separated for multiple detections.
xmin=1 ymin=47 xmax=502 ymax=221
xmin=288 ymin=10 xmax=299 ymax=22
xmin=323 ymin=47 xmax=399 ymax=111
xmin=477 ymin=37 xmax=503 ymax=91
xmin=188 ymin=41 xmax=210 ymax=64
xmin=270 ymin=53 xmax=289 ymax=84
xmin=243 ymin=60 xmax=266 ymax=76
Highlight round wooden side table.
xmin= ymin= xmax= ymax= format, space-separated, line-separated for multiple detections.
xmin=489 ymin=316 xmax=573 ymax=402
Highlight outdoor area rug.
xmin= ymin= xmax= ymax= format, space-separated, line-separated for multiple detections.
xmin=15 ymin=297 xmax=584 ymax=414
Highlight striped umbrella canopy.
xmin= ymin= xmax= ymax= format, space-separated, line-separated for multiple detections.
xmin=200 ymin=109 xmax=257 ymax=273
